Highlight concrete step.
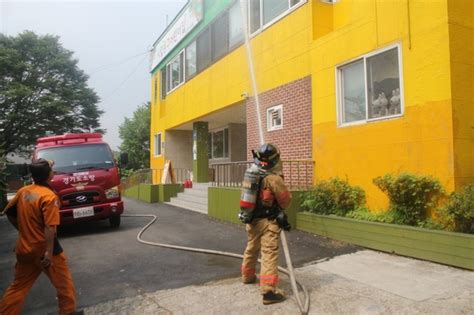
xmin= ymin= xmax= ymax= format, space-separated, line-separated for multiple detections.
xmin=166 ymin=198 xmax=207 ymax=214
xmin=177 ymin=193 xmax=208 ymax=204
xmin=182 ymin=188 xmax=209 ymax=198
xmin=188 ymin=182 xmax=211 ymax=191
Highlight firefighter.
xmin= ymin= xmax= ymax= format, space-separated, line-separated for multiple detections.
xmin=0 ymin=159 xmax=80 ymax=315
xmin=240 ymin=143 xmax=292 ymax=305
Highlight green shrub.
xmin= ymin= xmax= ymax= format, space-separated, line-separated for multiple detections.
xmin=416 ymin=218 xmax=446 ymax=231
xmin=441 ymin=185 xmax=474 ymax=234
xmin=346 ymin=207 xmax=403 ymax=224
xmin=373 ymin=173 xmax=444 ymax=226
xmin=301 ymin=177 xmax=365 ymax=216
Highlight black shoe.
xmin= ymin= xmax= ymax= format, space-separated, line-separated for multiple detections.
xmin=262 ymin=290 xmax=286 ymax=305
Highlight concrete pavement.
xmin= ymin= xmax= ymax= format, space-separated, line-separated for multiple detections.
xmin=84 ymin=250 xmax=474 ymax=315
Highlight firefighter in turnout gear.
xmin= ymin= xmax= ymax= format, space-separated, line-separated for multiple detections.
xmin=240 ymin=143 xmax=292 ymax=305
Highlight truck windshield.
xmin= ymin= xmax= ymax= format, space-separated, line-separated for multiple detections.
xmin=37 ymin=144 xmax=115 ymax=173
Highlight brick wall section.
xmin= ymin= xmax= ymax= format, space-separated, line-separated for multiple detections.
xmin=246 ymin=76 xmax=312 ymax=161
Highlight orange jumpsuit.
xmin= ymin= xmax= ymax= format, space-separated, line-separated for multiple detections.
xmin=241 ymin=174 xmax=292 ymax=294
xmin=0 ymin=184 xmax=77 ymax=315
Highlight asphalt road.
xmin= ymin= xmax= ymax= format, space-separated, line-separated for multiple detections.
xmin=0 ymin=198 xmax=358 ymax=314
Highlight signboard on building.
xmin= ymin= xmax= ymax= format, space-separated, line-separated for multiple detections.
xmin=150 ymin=0 xmax=203 ymax=71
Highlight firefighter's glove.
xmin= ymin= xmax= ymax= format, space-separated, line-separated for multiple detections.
xmin=276 ymin=211 xmax=291 ymax=231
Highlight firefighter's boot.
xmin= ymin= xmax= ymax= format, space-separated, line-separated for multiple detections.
xmin=262 ymin=289 xmax=286 ymax=305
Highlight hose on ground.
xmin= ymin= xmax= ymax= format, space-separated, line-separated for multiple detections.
xmin=123 ymin=214 xmax=310 ymax=315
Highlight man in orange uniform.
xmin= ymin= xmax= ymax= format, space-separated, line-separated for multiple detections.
xmin=241 ymin=143 xmax=292 ymax=305
xmin=0 ymin=159 xmax=79 ymax=315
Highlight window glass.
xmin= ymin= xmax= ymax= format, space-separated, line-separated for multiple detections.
xmin=290 ymin=0 xmax=302 ymax=6
xmin=263 ymin=0 xmax=288 ymax=24
xmin=249 ymin=0 xmax=261 ymax=33
xmin=166 ymin=51 xmax=184 ymax=92
xmin=154 ymin=134 xmax=162 ymax=156
xmin=207 ymin=133 xmax=212 ymax=159
xmin=209 ymin=128 xmax=229 ymax=159
xmin=229 ymin=1 xmax=244 ymax=48
xmin=212 ymin=12 xmax=229 ymax=61
xmin=37 ymin=144 xmax=114 ymax=173
xmin=366 ymin=48 xmax=400 ymax=119
xmin=267 ymin=105 xmax=283 ymax=130
xmin=213 ymin=130 xmax=224 ymax=158
xmin=223 ymin=128 xmax=229 ymax=157
xmin=341 ymin=60 xmax=366 ymax=123
xmin=338 ymin=46 xmax=402 ymax=125
xmin=197 ymin=28 xmax=211 ymax=72
xmin=186 ymin=41 xmax=197 ymax=79
xmin=160 ymin=68 xmax=166 ymax=99
xmin=179 ymin=52 xmax=184 ymax=83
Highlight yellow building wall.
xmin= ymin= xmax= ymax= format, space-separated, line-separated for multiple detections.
xmin=150 ymin=2 xmax=313 ymax=172
xmin=311 ymin=0 xmax=455 ymax=209
xmin=448 ymin=0 xmax=474 ymax=189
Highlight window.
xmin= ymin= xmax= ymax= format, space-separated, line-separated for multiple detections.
xmin=249 ymin=0 xmax=304 ymax=34
xmin=338 ymin=45 xmax=402 ymax=125
xmin=154 ymin=133 xmax=162 ymax=156
xmin=267 ymin=105 xmax=283 ymax=131
xmin=249 ymin=0 xmax=261 ymax=34
xmin=208 ymin=128 xmax=229 ymax=159
xmin=228 ymin=1 xmax=244 ymax=48
xmin=160 ymin=68 xmax=167 ymax=100
xmin=166 ymin=50 xmax=184 ymax=93
xmin=263 ymin=0 xmax=287 ymax=24
xmin=186 ymin=41 xmax=197 ymax=80
xmin=212 ymin=12 xmax=229 ymax=61
xmin=197 ymin=28 xmax=211 ymax=72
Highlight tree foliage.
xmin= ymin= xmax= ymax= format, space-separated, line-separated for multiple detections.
xmin=0 ymin=144 xmax=7 ymax=209
xmin=118 ymin=102 xmax=150 ymax=170
xmin=0 ymin=31 xmax=104 ymax=156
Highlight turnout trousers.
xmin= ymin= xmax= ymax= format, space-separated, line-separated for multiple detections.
xmin=241 ymin=218 xmax=281 ymax=294
xmin=0 ymin=252 xmax=77 ymax=315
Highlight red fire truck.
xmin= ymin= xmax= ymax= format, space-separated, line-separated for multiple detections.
xmin=33 ymin=133 xmax=125 ymax=227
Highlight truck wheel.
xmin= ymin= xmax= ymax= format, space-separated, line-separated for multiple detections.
xmin=109 ymin=215 xmax=121 ymax=228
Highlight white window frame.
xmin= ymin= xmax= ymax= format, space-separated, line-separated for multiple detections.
xmin=267 ymin=105 xmax=283 ymax=131
xmin=336 ymin=43 xmax=404 ymax=127
xmin=248 ymin=0 xmax=307 ymax=37
xmin=165 ymin=49 xmax=185 ymax=94
xmin=154 ymin=133 xmax=162 ymax=157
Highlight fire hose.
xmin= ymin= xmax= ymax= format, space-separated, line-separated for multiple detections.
xmin=123 ymin=214 xmax=310 ymax=315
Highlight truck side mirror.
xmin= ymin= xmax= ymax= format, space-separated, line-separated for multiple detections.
xmin=119 ymin=153 xmax=128 ymax=167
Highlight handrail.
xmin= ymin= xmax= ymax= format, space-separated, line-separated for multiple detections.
xmin=210 ymin=160 xmax=314 ymax=190
xmin=121 ymin=168 xmax=192 ymax=189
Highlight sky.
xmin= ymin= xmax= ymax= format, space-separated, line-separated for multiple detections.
xmin=0 ymin=0 xmax=187 ymax=150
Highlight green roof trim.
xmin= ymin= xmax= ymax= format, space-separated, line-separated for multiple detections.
xmin=150 ymin=0 xmax=234 ymax=76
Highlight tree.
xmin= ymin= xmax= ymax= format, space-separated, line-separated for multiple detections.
xmin=0 ymin=31 xmax=104 ymax=157
xmin=0 ymin=145 xmax=7 ymax=209
xmin=118 ymin=102 xmax=150 ymax=171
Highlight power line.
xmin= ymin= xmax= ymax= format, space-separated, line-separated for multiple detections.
xmin=89 ymin=50 xmax=150 ymax=75
xmin=100 ymin=54 xmax=149 ymax=104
